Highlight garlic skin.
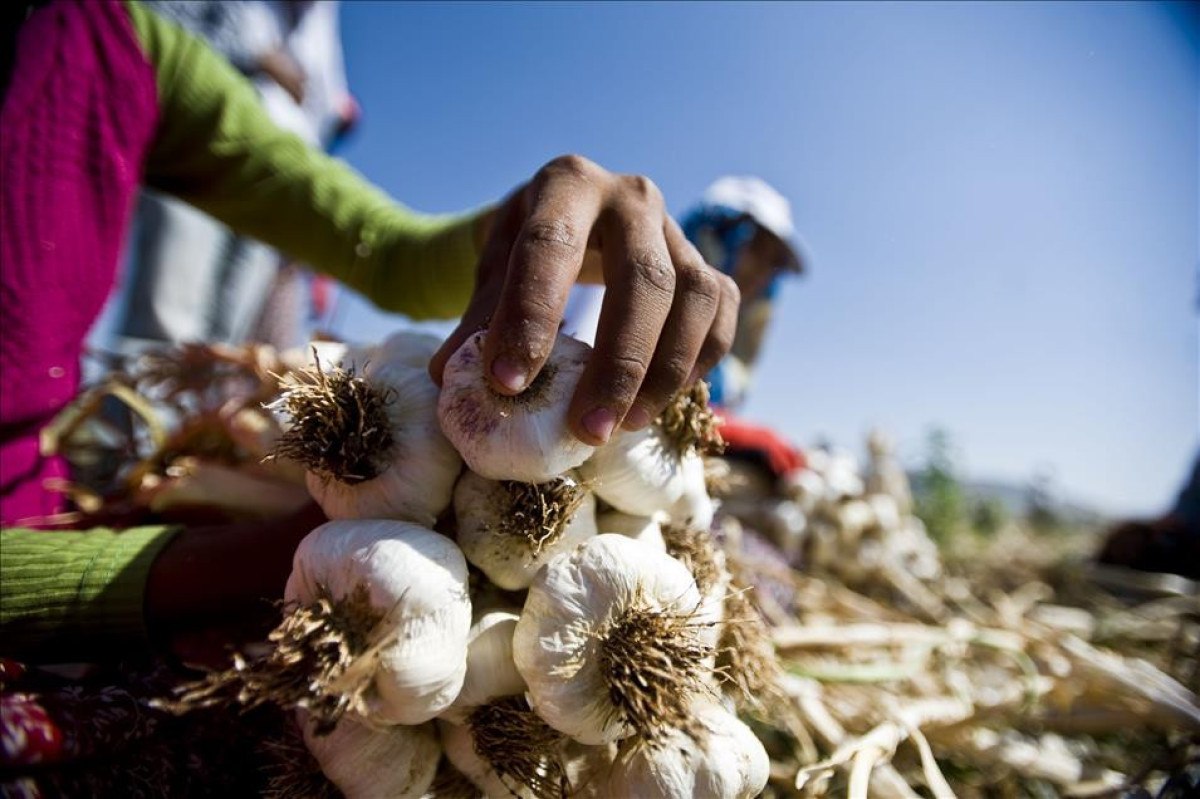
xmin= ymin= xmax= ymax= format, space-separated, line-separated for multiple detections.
xmin=596 ymin=510 xmax=667 ymax=553
xmin=454 ymin=471 xmax=598 ymax=590
xmin=605 ymin=701 xmax=769 ymax=799
xmin=306 ymin=361 xmax=462 ymax=527
xmin=668 ymin=453 xmax=717 ymax=529
xmin=300 ymin=711 xmax=441 ymax=799
xmin=438 ymin=331 xmax=595 ymax=483
xmin=579 ymin=427 xmax=706 ymax=516
xmin=513 ymin=534 xmax=716 ymax=745
xmin=285 ymin=520 xmax=472 ymax=726
xmin=440 ymin=609 xmax=525 ymax=724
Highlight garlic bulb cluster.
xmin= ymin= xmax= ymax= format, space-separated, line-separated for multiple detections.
xmin=285 ymin=519 xmax=472 ymax=726
xmin=438 ymin=331 xmax=595 ymax=483
xmin=272 ymin=344 xmax=461 ymax=527
xmin=768 ymin=433 xmax=941 ymax=584
xmin=454 ymin=471 xmax=597 ymax=590
xmin=579 ymin=382 xmax=722 ymax=523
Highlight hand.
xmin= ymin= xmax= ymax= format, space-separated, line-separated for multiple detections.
xmin=430 ymin=155 xmax=740 ymax=445
xmin=258 ymin=49 xmax=306 ymax=104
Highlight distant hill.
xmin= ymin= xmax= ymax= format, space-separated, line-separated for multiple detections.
xmin=909 ymin=473 xmax=1110 ymax=529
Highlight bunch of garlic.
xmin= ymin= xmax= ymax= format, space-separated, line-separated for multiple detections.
xmin=253 ymin=330 xmax=773 ymax=799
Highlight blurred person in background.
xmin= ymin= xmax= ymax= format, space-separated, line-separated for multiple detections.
xmin=112 ymin=0 xmax=356 ymax=352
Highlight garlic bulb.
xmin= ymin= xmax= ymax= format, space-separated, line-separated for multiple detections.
xmin=513 ymin=534 xmax=718 ymax=745
xmin=438 ymin=331 xmax=594 ymax=483
xmin=273 ymin=355 xmax=462 ymax=527
xmin=579 ymin=427 xmax=697 ymax=516
xmin=604 ymin=701 xmax=769 ymax=799
xmin=376 ymin=329 xmax=444 ymax=370
xmin=579 ymin=383 xmax=721 ymax=517
xmin=440 ymin=609 xmax=525 ymax=724
xmin=439 ymin=701 xmax=566 ymax=799
xmin=454 ymin=471 xmax=597 ymax=590
xmin=300 ymin=711 xmax=441 ymax=799
xmin=285 ymin=519 xmax=472 ymax=726
xmin=596 ymin=510 xmax=667 ymax=552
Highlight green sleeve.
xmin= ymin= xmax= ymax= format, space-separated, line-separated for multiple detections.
xmin=124 ymin=1 xmax=483 ymax=321
xmin=0 ymin=525 xmax=180 ymax=660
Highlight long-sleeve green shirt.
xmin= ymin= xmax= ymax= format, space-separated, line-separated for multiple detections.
xmin=1 ymin=1 xmax=487 ymax=661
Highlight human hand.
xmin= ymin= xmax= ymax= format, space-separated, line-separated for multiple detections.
xmin=430 ymin=155 xmax=740 ymax=446
xmin=258 ymin=49 xmax=306 ymax=104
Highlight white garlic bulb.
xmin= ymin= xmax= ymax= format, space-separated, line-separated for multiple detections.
xmin=596 ymin=510 xmax=667 ymax=552
xmin=300 ymin=711 xmax=441 ymax=799
xmin=440 ymin=609 xmax=525 ymax=724
xmin=438 ymin=331 xmax=594 ymax=483
xmin=454 ymin=471 xmax=597 ymax=590
xmin=605 ymin=701 xmax=769 ymax=799
xmin=285 ymin=520 xmax=472 ymax=726
xmin=274 ymin=354 xmax=462 ymax=527
xmin=579 ymin=426 xmax=698 ymax=516
xmin=513 ymin=534 xmax=719 ymax=745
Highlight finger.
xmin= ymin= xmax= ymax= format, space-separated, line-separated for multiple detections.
xmin=622 ymin=219 xmax=722 ymax=430
xmin=429 ymin=195 xmax=523 ymax=384
xmin=569 ymin=176 xmax=675 ymax=444
xmin=692 ymin=270 xmax=740 ymax=385
xmin=483 ymin=155 xmax=603 ymax=395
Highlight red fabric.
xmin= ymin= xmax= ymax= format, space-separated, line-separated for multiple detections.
xmin=718 ymin=417 xmax=807 ymax=478
xmin=0 ymin=1 xmax=159 ymax=525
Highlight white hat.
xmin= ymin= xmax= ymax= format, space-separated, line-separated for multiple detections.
xmin=702 ymin=175 xmax=808 ymax=272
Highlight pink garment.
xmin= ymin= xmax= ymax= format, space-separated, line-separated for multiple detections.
xmin=0 ymin=1 xmax=159 ymax=525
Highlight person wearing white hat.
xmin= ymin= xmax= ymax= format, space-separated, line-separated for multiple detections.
xmin=681 ymin=175 xmax=808 ymax=409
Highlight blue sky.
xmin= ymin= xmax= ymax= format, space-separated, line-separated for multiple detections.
xmin=329 ymin=1 xmax=1198 ymax=516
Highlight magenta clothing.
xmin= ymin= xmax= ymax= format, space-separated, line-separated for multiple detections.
xmin=0 ymin=1 xmax=159 ymax=525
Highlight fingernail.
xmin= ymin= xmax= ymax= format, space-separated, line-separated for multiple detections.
xmin=490 ymin=356 xmax=528 ymax=393
xmin=582 ymin=407 xmax=617 ymax=443
xmin=622 ymin=405 xmax=652 ymax=431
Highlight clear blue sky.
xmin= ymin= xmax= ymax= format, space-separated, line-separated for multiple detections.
xmin=329 ymin=1 xmax=1198 ymax=516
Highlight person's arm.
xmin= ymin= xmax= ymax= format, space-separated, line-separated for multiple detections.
xmin=0 ymin=504 xmax=327 ymax=662
xmin=1 ymin=524 xmax=179 ymax=660
xmin=125 ymin=0 xmax=484 ymax=322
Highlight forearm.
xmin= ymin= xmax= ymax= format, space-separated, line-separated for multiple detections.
xmin=128 ymin=0 xmax=486 ymax=320
xmin=1 ymin=524 xmax=179 ymax=660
